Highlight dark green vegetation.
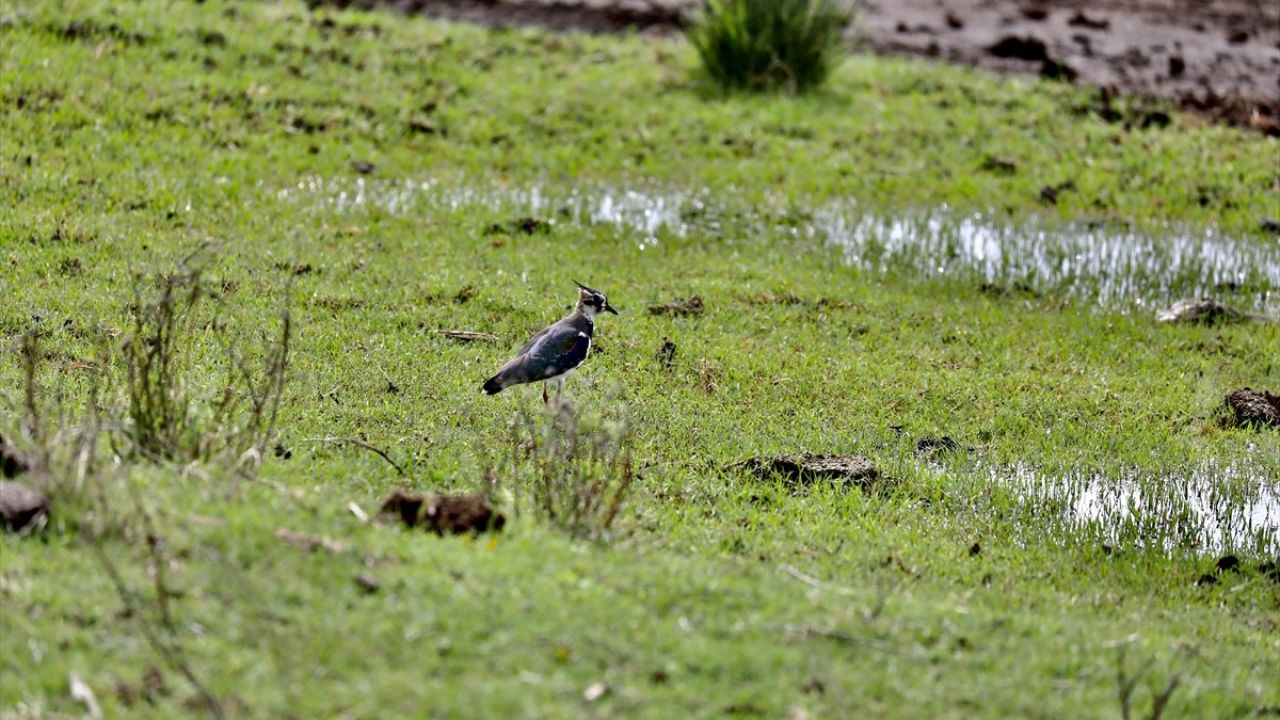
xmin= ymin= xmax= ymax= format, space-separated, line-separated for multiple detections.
xmin=2 ymin=0 xmax=1278 ymax=717
xmin=688 ymin=0 xmax=852 ymax=93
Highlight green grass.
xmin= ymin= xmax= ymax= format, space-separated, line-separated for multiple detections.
xmin=2 ymin=0 xmax=1279 ymax=717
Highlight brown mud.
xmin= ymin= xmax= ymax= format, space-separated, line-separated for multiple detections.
xmin=314 ymin=0 xmax=1280 ymax=132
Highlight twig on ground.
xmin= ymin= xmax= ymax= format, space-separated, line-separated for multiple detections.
xmin=304 ymin=436 xmax=408 ymax=477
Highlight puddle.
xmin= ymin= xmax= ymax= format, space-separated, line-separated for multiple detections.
xmin=997 ymin=461 xmax=1280 ymax=554
xmin=272 ymin=178 xmax=1280 ymax=313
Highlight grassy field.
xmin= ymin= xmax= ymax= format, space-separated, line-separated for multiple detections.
xmin=2 ymin=0 xmax=1279 ymax=717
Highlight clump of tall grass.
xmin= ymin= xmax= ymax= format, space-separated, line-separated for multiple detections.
xmin=687 ymin=0 xmax=853 ymax=94
xmin=503 ymin=402 xmax=634 ymax=540
xmin=122 ymin=249 xmax=290 ymax=467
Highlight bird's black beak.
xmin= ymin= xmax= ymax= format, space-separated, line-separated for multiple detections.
xmin=605 ymin=303 xmax=619 ymax=315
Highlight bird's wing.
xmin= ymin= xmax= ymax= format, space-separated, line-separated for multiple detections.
xmin=524 ymin=322 xmax=591 ymax=378
xmin=517 ymin=324 xmax=554 ymax=356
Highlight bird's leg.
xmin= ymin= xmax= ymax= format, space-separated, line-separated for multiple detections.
xmin=555 ymin=376 xmax=565 ymax=405
xmin=542 ymin=382 xmax=550 ymax=405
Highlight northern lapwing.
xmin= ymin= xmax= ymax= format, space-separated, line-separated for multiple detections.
xmin=482 ymin=282 xmax=618 ymax=403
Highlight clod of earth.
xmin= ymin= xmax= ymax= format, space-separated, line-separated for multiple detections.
xmin=1039 ymin=181 xmax=1077 ymax=205
xmin=425 ymin=493 xmax=505 ymax=535
xmin=1259 ymin=561 xmax=1280 ymax=584
xmin=0 ymin=481 xmax=50 ymax=532
xmin=1260 ymin=219 xmax=1280 ymax=235
xmin=378 ymin=490 xmax=505 ymax=535
xmin=350 ymin=159 xmax=375 ymax=174
xmin=484 ymin=216 xmax=551 ymax=235
xmin=1224 ymin=388 xmax=1280 ymax=428
xmin=378 ymin=489 xmax=425 ymax=527
xmin=979 ymin=155 xmax=1018 ymax=175
xmin=729 ymin=453 xmax=879 ymax=490
xmin=648 ymin=295 xmax=704 ymax=317
xmin=1215 ymin=555 xmax=1240 ymax=573
xmin=915 ymin=436 xmax=961 ymax=457
xmin=1155 ymin=298 xmax=1247 ymax=324
xmin=656 ymin=337 xmax=677 ymax=369
xmin=0 ymin=435 xmax=32 ymax=478
xmin=987 ymin=36 xmax=1049 ymax=62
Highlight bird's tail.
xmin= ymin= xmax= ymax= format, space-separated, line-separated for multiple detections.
xmin=481 ymin=375 xmax=504 ymax=395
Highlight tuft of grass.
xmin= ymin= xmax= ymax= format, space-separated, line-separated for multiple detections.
xmin=122 ymin=250 xmax=290 ymax=466
xmin=504 ymin=402 xmax=634 ymax=540
xmin=688 ymin=0 xmax=853 ymax=93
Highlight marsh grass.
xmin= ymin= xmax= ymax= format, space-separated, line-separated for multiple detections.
xmin=2 ymin=0 xmax=1278 ymax=716
xmin=504 ymin=402 xmax=635 ymax=540
xmin=688 ymin=0 xmax=853 ymax=93
xmin=123 ymin=249 xmax=291 ymax=467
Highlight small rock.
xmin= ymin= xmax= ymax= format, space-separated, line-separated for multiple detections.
xmin=583 ymin=682 xmax=610 ymax=702
xmin=1225 ymin=388 xmax=1280 ymax=429
xmin=0 ymin=481 xmax=50 ymax=532
xmin=1155 ymin=298 xmax=1245 ymax=324
xmin=350 ymin=159 xmax=375 ymax=174
xmin=729 ymin=453 xmax=878 ymax=490
xmin=648 ymin=295 xmax=704 ymax=317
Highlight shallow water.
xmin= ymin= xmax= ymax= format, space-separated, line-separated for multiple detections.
xmin=272 ymin=177 xmax=1280 ymax=313
xmin=998 ymin=461 xmax=1280 ymax=555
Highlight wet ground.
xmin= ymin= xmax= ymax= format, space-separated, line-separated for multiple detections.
xmin=995 ymin=460 xmax=1279 ymax=554
xmin=275 ymin=177 xmax=1280 ymax=313
xmin=318 ymin=0 xmax=1280 ymax=133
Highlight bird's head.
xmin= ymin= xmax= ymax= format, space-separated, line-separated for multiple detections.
xmin=574 ymin=281 xmax=618 ymax=318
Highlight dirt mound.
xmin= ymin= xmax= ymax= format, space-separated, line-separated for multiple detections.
xmin=730 ymin=453 xmax=878 ymax=489
xmin=648 ymin=295 xmax=704 ymax=317
xmin=0 ymin=481 xmax=50 ymax=532
xmin=379 ymin=490 xmax=506 ymax=534
xmin=1225 ymin=388 xmax=1280 ymax=429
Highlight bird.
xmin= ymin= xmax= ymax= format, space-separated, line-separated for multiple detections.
xmin=482 ymin=281 xmax=618 ymax=404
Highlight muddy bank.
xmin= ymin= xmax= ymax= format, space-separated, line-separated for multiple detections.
xmin=313 ymin=0 xmax=1279 ymax=132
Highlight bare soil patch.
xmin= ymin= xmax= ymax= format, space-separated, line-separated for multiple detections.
xmin=315 ymin=0 xmax=1279 ymax=132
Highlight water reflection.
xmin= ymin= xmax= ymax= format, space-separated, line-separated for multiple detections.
xmin=997 ymin=461 xmax=1279 ymax=554
xmin=273 ymin=177 xmax=1279 ymax=313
